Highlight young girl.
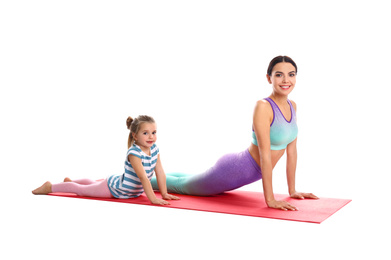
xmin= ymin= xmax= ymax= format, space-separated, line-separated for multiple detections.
xmin=32 ymin=115 xmax=180 ymax=205
xmin=151 ymin=56 xmax=318 ymax=210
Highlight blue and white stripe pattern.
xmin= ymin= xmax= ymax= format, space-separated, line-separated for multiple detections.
xmin=107 ymin=144 xmax=159 ymax=198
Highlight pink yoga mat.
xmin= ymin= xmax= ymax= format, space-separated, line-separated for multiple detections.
xmin=48 ymin=190 xmax=351 ymax=223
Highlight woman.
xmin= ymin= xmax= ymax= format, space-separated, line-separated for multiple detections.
xmin=151 ymin=56 xmax=318 ymax=210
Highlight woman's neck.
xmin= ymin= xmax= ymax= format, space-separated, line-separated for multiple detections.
xmin=269 ymin=93 xmax=288 ymax=105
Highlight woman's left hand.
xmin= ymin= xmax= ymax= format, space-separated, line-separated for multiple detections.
xmin=290 ymin=192 xmax=319 ymax=200
xmin=162 ymin=193 xmax=180 ymax=200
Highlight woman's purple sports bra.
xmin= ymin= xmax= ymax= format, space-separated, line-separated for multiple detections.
xmin=252 ymin=98 xmax=298 ymax=150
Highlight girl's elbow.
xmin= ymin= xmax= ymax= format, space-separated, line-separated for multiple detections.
xmin=138 ymin=175 xmax=150 ymax=183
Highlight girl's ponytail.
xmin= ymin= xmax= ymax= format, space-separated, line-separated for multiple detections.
xmin=126 ymin=116 xmax=134 ymax=149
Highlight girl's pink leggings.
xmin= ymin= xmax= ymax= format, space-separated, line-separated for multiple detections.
xmin=52 ymin=179 xmax=113 ymax=198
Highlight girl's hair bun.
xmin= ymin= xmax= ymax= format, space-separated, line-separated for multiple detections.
xmin=126 ymin=116 xmax=133 ymax=130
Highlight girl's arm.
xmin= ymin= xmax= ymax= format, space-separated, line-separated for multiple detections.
xmin=128 ymin=155 xmax=169 ymax=205
xmin=253 ymin=100 xmax=297 ymax=211
xmin=154 ymin=155 xmax=180 ymax=200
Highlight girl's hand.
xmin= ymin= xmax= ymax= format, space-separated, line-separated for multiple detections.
xmin=267 ymin=200 xmax=298 ymax=211
xmin=151 ymin=198 xmax=170 ymax=205
xmin=290 ymin=192 xmax=319 ymax=200
xmin=162 ymin=193 xmax=180 ymax=200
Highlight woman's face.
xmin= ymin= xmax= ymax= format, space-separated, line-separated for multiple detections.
xmin=267 ymin=62 xmax=297 ymax=96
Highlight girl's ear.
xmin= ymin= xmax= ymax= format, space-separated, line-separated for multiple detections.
xmin=132 ymin=132 xmax=137 ymax=142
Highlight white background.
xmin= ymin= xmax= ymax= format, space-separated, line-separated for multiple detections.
xmin=1 ymin=0 xmax=390 ymax=259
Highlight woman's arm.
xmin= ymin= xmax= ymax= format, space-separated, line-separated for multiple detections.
xmin=286 ymin=101 xmax=318 ymax=200
xmin=253 ymin=101 xmax=281 ymax=205
xmin=286 ymin=139 xmax=318 ymax=200
xmin=154 ymin=155 xmax=180 ymax=200
xmin=253 ymin=101 xmax=274 ymax=203
xmin=253 ymin=100 xmax=297 ymax=211
xmin=128 ymin=155 xmax=169 ymax=205
xmin=286 ymin=138 xmax=298 ymax=195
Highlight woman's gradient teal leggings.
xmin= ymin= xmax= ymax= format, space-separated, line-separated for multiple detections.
xmin=151 ymin=149 xmax=262 ymax=196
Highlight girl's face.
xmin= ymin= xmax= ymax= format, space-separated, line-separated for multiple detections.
xmin=133 ymin=123 xmax=157 ymax=150
xmin=267 ymin=62 xmax=297 ymax=96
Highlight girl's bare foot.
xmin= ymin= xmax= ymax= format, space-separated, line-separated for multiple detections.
xmin=63 ymin=177 xmax=72 ymax=182
xmin=32 ymin=181 xmax=52 ymax=195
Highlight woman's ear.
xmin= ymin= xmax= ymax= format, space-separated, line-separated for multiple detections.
xmin=266 ymin=74 xmax=272 ymax=84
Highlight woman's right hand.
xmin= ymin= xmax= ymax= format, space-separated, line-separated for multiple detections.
xmin=267 ymin=200 xmax=298 ymax=211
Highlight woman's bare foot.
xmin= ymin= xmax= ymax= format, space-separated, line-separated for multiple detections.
xmin=63 ymin=177 xmax=72 ymax=182
xmin=32 ymin=181 xmax=52 ymax=195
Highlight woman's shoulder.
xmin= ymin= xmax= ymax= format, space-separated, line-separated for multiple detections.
xmin=253 ymin=99 xmax=274 ymax=126
xmin=289 ymin=99 xmax=297 ymax=111
xmin=254 ymin=99 xmax=273 ymax=113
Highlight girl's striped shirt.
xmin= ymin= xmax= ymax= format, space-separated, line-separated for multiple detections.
xmin=107 ymin=144 xmax=159 ymax=198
